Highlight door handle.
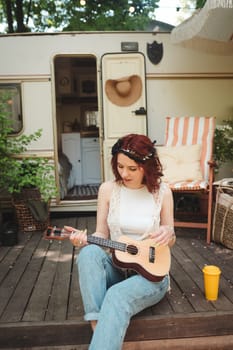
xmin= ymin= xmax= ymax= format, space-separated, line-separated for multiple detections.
xmin=132 ymin=107 xmax=147 ymax=115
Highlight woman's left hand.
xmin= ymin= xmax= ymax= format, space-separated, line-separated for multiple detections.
xmin=149 ymin=225 xmax=175 ymax=246
xmin=64 ymin=226 xmax=88 ymax=248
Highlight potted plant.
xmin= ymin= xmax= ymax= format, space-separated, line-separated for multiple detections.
xmin=214 ymin=118 xmax=233 ymax=174
xmin=0 ymin=91 xmax=57 ymax=232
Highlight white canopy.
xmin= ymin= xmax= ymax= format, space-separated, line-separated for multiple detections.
xmin=171 ymin=0 xmax=233 ymax=55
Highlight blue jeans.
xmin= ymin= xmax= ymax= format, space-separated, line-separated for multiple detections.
xmin=77 ymin=245 xmax=169 ymax=350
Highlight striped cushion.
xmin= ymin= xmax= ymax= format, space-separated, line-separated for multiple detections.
xmin=157 ymin=144 xmax=202 ymax=183
xmin=168 ymin=180 xmax=209 ymax=191
xmin=165 ymin=116 xmax=215 ymax=182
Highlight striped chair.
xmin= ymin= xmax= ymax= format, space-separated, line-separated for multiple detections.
xmin=158 ymin=116 xmax=216 ymax=243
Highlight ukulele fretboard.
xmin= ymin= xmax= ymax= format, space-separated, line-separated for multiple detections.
xmin=87 ymin=235 xmax=126 ymax=252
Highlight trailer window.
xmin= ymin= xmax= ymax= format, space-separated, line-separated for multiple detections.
xmin=0 ymin=84 xmax=22 ymax=134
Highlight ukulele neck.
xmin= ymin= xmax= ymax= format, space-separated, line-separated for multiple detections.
xmin=87 ymin=235 xmax=126 ymax=252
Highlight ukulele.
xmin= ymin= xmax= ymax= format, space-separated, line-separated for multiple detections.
xmin=44 ymin=226 xmax=171 ymax=282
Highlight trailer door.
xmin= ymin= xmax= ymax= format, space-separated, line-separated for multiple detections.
xmin=101 ymin=52 xmax=147 ymax=180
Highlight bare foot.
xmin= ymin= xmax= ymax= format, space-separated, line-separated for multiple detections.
xmin=90 ymin=320 xmax=97 ymax=331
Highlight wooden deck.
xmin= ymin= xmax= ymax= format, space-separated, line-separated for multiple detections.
xmin=1 ymin=213 xmax=233 ymax=349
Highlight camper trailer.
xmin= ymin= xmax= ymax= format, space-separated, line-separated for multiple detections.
xmin=0 ymin=30 xmax=233 ymax=212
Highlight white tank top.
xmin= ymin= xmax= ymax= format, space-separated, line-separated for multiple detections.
xmin=107 ymin=182 xmax=167 ymax=241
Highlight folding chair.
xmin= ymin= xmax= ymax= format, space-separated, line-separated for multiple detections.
xmin=157 ymin=116 xmax=216 ymax=243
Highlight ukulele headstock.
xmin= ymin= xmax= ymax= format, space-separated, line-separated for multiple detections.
xmin=43 ymin=226 xmax=71 ymax=240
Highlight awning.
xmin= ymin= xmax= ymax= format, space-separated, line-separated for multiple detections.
xmin=171 ymin=0 xmax=233 ymax=55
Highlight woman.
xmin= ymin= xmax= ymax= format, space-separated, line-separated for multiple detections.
xmin=69 ymin=134 xmax=175 ymax=350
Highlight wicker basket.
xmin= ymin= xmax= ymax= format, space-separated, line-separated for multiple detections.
xmin=212 ymin=186 xmax=233 ymax=249
xmin=12 ymin=188 xmax=50 ymax=232
xmin=13 ymin=188 xmax=42 ymax=201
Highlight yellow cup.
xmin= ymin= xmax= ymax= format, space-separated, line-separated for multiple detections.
xmin=202 ymin=265 xmax=221 ymax=301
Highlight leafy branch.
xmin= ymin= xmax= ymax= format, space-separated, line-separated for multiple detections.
xmin=214 ymin=119 xmax=233 ymax=172
xmin=0 ymin=90 xmax=57 ymax=202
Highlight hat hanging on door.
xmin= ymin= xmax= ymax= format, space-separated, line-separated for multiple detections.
xmin=105 ymin=75 xmax=142 ymax=107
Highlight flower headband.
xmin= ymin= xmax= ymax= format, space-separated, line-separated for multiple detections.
xmin=111 ymin=139 xmax=156 ymax=163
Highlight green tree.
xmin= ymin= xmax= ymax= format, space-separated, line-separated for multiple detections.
xmin=65 ymin=0 xmax=159 ymax=31
xmin=0 ymin=0 xmax=159 ymax=33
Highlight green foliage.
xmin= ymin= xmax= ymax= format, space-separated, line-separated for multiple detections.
xmin=0 ymin=0 xmax=159 ymax=33
xmin=196 ymin=0 xmax=207 ymax=9
xmin=0 ymin=91 xmax=57 ymax=202
xmin=65 ymin=0 xmax=159 ymax=31
xmin=214 ymin=119 xmax=233 ymax=172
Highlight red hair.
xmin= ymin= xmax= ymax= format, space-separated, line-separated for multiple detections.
xmin=111 ymin=134 xmax=163 ymax=192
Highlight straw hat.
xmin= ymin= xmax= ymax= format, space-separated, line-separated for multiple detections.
xmin=105 ymin=75 xmax=142 ymax=107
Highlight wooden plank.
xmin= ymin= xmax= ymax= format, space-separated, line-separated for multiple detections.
xmin=151 ymin=294 xmax=173 ymax=316
xmin=45 ymin=239 xmax=74 ymax=321
xmin=125 ymin=312 xmax=233 ymax=341
xmin=1 ymin=311 xmax=233 ymax=348
xmin=0 ymin=245 xmax=24 ymax=284
xmin=0 ymin=246 xmax=11 ymax=262
xmin=49 ymin=215 xmax=86 ymax=320
xmin=0 ymin=232 xmax=42 ymax=318
xmin=22 ymin=240 xmax=63 ymax=322
xmin=67 ymin=250 xmax=85 ymax=320
xmin=177 ymin=236 xmax=233 ymax=308
xmin=1 ymin=221 xmax=233 ymax=348
xmin=0 ymin=236 xmax=50 ymax=322
xmin=50 ymin=215 xmax=76 ymax=230
xmin=123 ymin=335 xmax=233 ymax=350
xmin=174 ymin=221 xmax=207 ymax=229
xmin=85 ymin=215 xmax=96 ymax=233
xmin=189 ymin=237 xmax=233 ymax=284
xmin=166 ymin=276 xmax=194 ymax=314
xmin=77 ymin=216 xmax=90 ymax=231
xmin=172 ymin=241 xmax=233 ymax=311
xmin=0 ymin=346 xmax=89 ymax=350
xmin=68 ymin=215 xmax=96 ymax=320
xmin=2 ymin=336 xmax=233 ymax=350
xmin=170 ymin=253 xmax=214 ymax=312
xmin=0 ymin=231 xmax=34 ymax=285
xmin=0 ymin=321 xmax=92 ymax=348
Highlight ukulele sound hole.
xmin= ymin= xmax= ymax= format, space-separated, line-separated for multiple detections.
xmin=127 ymin=244 xmax=138 ymax=255
xmin=149 ymin=246 xmax=155 ymax=263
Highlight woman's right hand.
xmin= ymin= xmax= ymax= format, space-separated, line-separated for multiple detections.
xmin=64 ymin=226 xmax=88 ymax=247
